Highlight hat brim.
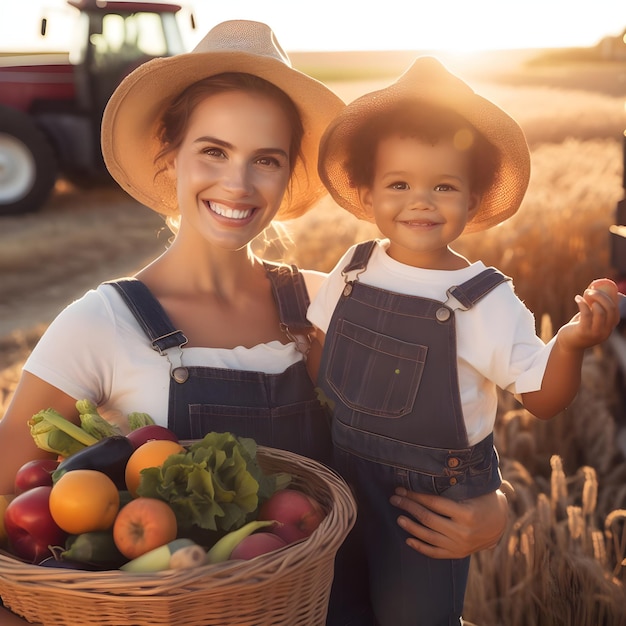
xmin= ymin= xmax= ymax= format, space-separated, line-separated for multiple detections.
xmin=318 ymin=57 xmax=531 ymax=233
xmin=102 ymin=51 xmax=344 ymax=220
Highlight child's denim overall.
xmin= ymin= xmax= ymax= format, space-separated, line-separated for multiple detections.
xmin=318 ymin=240 xmax=506 ymax=626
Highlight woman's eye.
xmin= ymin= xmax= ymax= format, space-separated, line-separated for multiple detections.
xmin=256 ymin=156 xmax=282 ymax=168
xmin=203 ymin=147 xmax=225 ymax=158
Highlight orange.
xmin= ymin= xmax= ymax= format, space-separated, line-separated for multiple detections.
xmin=124 ymin=439 xmax=185 ymax=497
xmin=49 ymin=469 xmax=120 ymax=534
xmin=113 ymin=496 xmax=178 ymax=559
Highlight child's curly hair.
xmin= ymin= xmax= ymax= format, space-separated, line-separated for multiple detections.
xmin=345 ymin=99 xmax=500 ymax=196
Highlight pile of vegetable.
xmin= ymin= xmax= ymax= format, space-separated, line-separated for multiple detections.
xmin=1 ymin=400 xmax=325 ymax=573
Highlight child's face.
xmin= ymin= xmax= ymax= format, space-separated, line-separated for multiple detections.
xmin=358 ymin=134 xmax=480 ymax=269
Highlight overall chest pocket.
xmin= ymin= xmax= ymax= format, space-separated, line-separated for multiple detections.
xmin=324 ymin=318 xmax=428 ymax=419
xmin=186 ymin=401 xmax=332 ymax=462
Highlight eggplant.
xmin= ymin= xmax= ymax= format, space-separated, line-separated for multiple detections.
xmin=38 ymin=556 xmax=107 ymax=571
xmin=52 ymin=435 xmax=134 ymax=489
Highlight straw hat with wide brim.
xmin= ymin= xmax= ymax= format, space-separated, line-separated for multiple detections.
xmin=101 ymin=20 xmax=345 ymax=220
xmin=318 ymin=56 xmax=530 ymax=233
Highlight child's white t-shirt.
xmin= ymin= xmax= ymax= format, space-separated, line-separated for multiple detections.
xmin=307 ymin=239 xmax=554 ymax=446
xmin=23 ymin=270 xmax=326 ymax=431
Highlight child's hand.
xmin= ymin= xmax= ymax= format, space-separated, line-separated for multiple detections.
xmin=559 ymin=278 xmax=620 ymax=350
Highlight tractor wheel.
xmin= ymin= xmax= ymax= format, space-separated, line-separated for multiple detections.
xmin=0 ymin=106 xmax=58 ymax=216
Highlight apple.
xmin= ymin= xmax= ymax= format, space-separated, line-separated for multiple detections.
xmin=230 ymin=532 xmax=287 ymax=560
xmin=257 ymin=489 xmax=325 ymax=544
xmin=126 ymin=425 xmax=179 ymax=450
xmin=4 ymin=486 xmax=68 ymax=563
xmin=14 ymin=458 xmax=61 ymax=494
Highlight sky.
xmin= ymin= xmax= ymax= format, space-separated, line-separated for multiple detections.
xmin=1 ymin=0 xmax=625 ymax=53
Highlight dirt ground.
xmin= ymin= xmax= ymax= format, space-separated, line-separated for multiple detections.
xmin=0 ymin=184 xmax=165 ymax=339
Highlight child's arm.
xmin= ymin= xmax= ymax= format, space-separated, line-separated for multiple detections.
xmin=521 ymin=279 xmax=619 ymax=419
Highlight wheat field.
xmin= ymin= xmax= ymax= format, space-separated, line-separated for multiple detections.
xmin=1 ymin=54 xmax=626 ymax=624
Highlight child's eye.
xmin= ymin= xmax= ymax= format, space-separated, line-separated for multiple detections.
xmin=389 ymin=181 xmax=409 ymax=190
xmin=434 ymin=183 xmax=456 ymax=192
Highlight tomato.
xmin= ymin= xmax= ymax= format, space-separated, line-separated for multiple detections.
xmin=113 ymin=497 xmax=177 ymax=559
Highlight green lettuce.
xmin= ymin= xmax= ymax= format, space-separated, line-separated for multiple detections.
xmin=137 ymin=432 xmax=290 ymax=532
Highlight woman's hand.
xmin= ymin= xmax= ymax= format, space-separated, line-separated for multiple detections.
xmin=389 ymin=486 xmax=510 ymax=559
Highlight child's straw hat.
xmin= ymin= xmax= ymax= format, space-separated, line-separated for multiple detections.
xmin=318 ymin=56 xmax=530 ymax=232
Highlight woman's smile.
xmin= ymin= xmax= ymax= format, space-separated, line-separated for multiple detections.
xmin=206 ymin=200 xmax=256 ymax=221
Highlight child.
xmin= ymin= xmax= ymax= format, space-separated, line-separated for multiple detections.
xmin=307 ymin=56 xmax=620 ymax=626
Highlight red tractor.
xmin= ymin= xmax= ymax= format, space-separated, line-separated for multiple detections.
xmin=0 ymin=0 xmax=194 ymax=216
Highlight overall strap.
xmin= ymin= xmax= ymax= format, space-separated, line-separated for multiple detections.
xmin=104 ymin=278 xmax=188 ymax=353
xmin=447 ymin=267 xmax=511 ymax=310
xmin=341 ymin=240 xmax=378 ymax=274
xmin=263 ymin=262 xmax=313 ymax=333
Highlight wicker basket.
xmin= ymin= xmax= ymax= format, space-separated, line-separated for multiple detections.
xmin=0 ymin=446 xmax=357 ymax=626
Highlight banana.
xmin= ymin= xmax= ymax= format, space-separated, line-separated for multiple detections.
xmin=120 ymin=538 xmax=198 ymax=573
xmin=206 ymin=520 xmax=277 ymax=564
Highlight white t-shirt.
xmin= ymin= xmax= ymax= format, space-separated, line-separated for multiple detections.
xmin=307 ymin=240 xmax=554 ymax=445
xmin=24 ymin=270 xmax=326 ymax=431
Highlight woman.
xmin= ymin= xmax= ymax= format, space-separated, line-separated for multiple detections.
xmin=0 ymin=21 xmax=508 ymax=625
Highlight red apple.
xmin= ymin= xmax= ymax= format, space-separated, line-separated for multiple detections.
xmin=14 ymin=459 xmax=61 ymax=494
xmin=230 ymin=532 xmax=287 ymax=560
xmin=4 ymin=486 xmax=68 ymax=563
xmin=126 ymin=425 xmax=179 ymax=450
xmin=258 ymin=489 xmax=325 ymax=544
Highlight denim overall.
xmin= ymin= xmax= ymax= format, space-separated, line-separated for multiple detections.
xmin=107 ymin=265 xmax=374 ymax=626
xmin=318 ymin=240 xmax=506 ymax=626
xmin=107 ymin=262 xmax=332 ymax=463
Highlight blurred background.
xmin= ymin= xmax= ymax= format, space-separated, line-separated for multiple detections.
xmin=2 ymin=0 xmax=625 ymax=53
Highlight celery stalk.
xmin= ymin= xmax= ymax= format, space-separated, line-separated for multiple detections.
xmin=75 ymin=398 xmax=99 ymax=416
xmin=47 ymin=429 xmax=88 ymax=457
xmin=29 ymin=408 xmax=98 ymax=452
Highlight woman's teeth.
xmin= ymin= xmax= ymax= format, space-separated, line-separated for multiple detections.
xmin=209 ymin=202 xmax=253 ymax=220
